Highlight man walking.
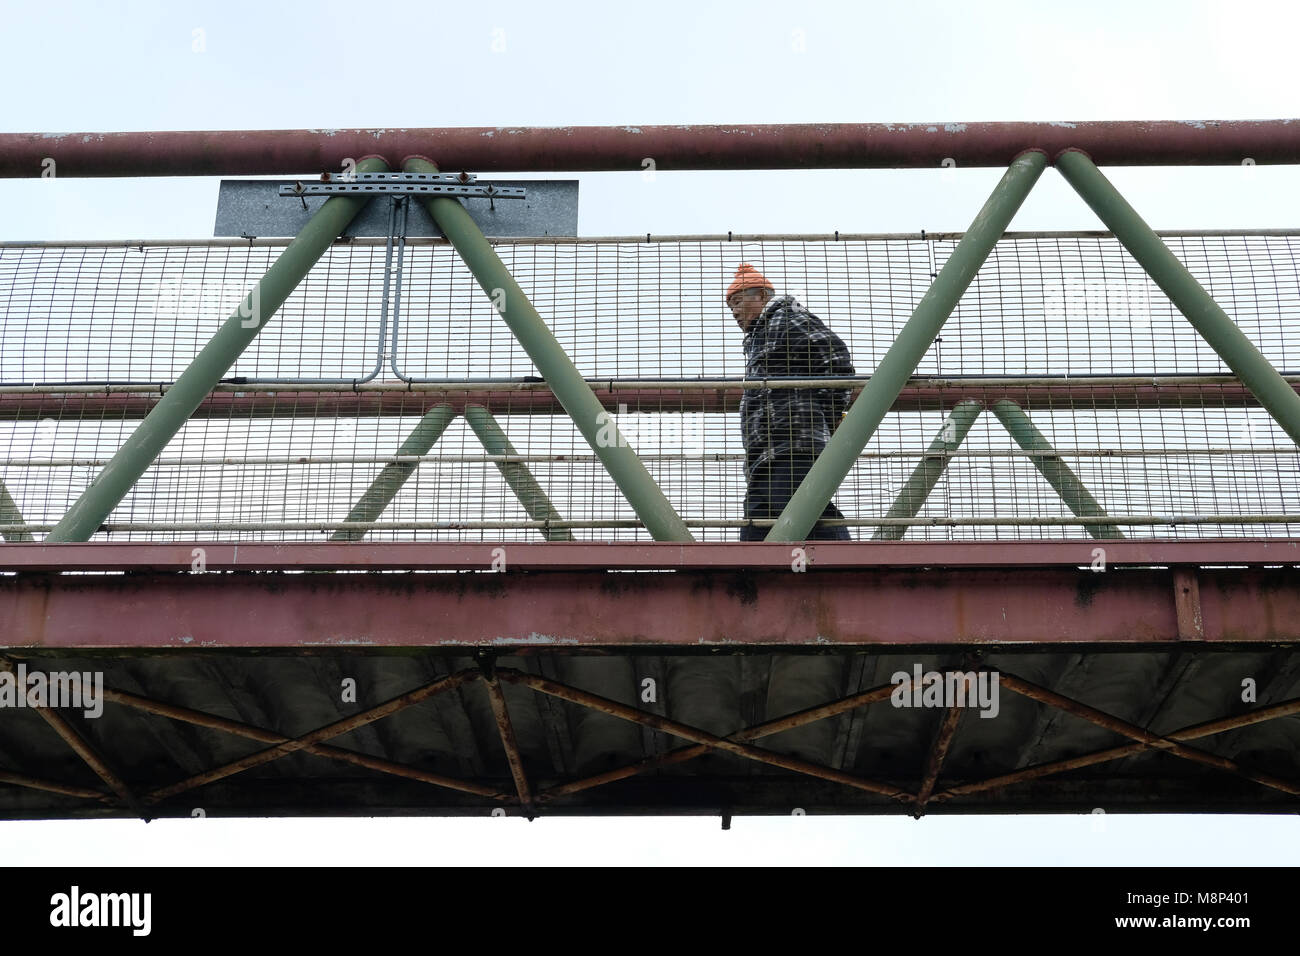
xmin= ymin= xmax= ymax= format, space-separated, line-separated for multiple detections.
xmin=727 ymin=263 xmax=856 ymax=541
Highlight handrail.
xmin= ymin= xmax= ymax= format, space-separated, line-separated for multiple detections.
xmin=7 ymin=228 xmax=1300 ymax=248
xmin=4 ymin=120 xmax=1300 ymax=176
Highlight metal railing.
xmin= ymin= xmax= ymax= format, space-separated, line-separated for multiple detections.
xmin=3 ymin=123 xmax=1300 ymax=544
xmin=3 ymin=229 xmax=1299 ymax=544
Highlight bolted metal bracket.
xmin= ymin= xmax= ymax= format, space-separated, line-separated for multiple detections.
xmin=216 ymin=175 xmax=576 ymax=239
xmin=280 ymin=172 xmax=526 ymax=205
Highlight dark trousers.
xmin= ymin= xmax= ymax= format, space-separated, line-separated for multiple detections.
xmin=740 ymin=453 xmax=853 ymax=541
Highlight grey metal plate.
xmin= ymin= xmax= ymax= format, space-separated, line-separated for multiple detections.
xmin=214 ymin=179 xmax=578 ymax=238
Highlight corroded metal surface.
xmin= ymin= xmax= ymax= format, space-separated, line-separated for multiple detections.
xmin=2 ymin=561 xmax=1299 ymax=649
xmin=0 ymin=381 xmax=1291 ymax=422
xmin=1 ymin=650 xmax=1296 ymax=819
xmin=3 ymin=120 xmax=1300 ymax=177
xmin=2 ymin=539 xmax=1298 ymax=572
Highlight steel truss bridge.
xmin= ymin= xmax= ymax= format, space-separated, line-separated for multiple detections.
xmin=0 ymin=121 xmax=1297 ymax=820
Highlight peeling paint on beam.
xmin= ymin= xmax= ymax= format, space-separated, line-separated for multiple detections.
xmin=3 ymin=120 xmax=1300 ymax=176
xmin=0 ymin=380 xmax=1293 ymax=422
xmin=2 ymin=539 xmax=1298 ymax=572
xmin=2 ymin=565 xmax=1298 ymax=649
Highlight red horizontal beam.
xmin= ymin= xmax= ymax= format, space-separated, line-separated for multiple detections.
xmin=2 ymin=121 xmax=1298 ymax=177
xmin=2 ymin=563 xmax=1296 ymax=649
xmin=1 ymin=538 xmax=1298 ymax=571
xmin=0 ymin=381 xmax=1284 ymax=421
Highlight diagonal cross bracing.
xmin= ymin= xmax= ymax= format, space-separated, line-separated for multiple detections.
xmin=402 ymin=156 xmax=692 ymax=542
xmin=767 ymin=150 xmax=1050 ymax=540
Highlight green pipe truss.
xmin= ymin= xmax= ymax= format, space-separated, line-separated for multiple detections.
xmin=872 ymin=401 xmax=983 ymax=541
xmin=403 ymin=156 xmax=692 ymax=542
xmin=989 ymin=400 xmax=1124 ymax=540
xmin=0 ymin=479 xmax=33 ymax=542
xmin=47 ymin=157 xmax=393 ymax=542
xmin=766 ymin=150 xmax=1049 ymax=541
xmin=331 ymin=404 xmax=457 ymax=542
xmin=25 ymin=146 xmax=1300 ymax=546
xmin=463 ymin=405 xmax=573 ymax=542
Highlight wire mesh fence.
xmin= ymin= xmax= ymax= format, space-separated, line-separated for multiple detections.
xmin=1 ymin=233 xmax=1298 ymax=542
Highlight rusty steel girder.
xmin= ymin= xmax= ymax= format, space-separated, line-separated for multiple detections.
xmin=1 ymin=544 xmax=1298 ymax=649
xmin=3 ymin=120 xmax=1300 ymax=177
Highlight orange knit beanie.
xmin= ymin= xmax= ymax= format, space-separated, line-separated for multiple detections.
xmin=726 ymin=263 xmax=774 ymax=300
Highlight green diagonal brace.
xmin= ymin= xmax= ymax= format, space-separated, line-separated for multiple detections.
xmin=402 ymin=156 xmax=692 ymax=542
xmin=0 ymin=478 xmax=34 ymax=542
xmin=872 ymin=400 xmax=983 ymax=541
xmin=990 ymin=400 xmax=1123 ymax=539
xmin=767 ymin=149 xmax=1049 ymax=541
xmin=1056 ymin=149 xmax=1300 ymax=449
xmin=463 ymin=404 xmax=573 ymax=542
xmin=47 ymin=157 xmax=393 ymax=542
xmin=331 ymin=404 xmax=456 ymax=542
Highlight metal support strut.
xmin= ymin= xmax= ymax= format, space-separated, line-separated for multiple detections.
xmin=46 ymin=157 xmax=394 ymax=542
xmin=873 ymin=400 xmax=983 ymax=541
xmin=1055 ymin=148 xmax=1300 ymax=450
xmin=768 ymin=149 xmax=1049 ymax=541
xmin=402 ymin=155 xmax=693 ymax=542
xmin=463 ymin=404 xmax=573 ymax=541
xmin=989 ymin=400 xmax=1124 ymax=540
xmin=0 ymin=480 xmax=32 ymax=542
xmin=330 ymin=403 xmax=457 ymax=542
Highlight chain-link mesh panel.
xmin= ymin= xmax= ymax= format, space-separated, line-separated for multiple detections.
xmin=2 ymin=234 xmax=1298 ymax=542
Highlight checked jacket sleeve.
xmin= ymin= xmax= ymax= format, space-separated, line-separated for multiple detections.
xmin=740 ymin=295 xmax=856 ymax=481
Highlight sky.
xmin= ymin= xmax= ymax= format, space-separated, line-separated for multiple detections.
xmin=2 ymin=0 xmax=1300 ymax=864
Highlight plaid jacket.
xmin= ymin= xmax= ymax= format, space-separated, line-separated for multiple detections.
xmin=740 ymin=295 xmax=856 ymax=481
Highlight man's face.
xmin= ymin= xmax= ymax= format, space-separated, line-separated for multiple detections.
xmin=727 ymin=287 xmax=769 ymax=331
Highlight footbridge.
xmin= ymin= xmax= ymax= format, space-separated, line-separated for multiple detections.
xmin=0 ymin=121 xmax=1298 ymax=820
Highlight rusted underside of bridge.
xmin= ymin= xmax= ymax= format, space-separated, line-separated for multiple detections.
xmin=1 ymin=540 xmax=1297 ymax=820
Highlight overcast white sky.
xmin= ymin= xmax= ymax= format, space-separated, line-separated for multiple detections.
xmin=3 ymin=0 xmax=1300 ymax=864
